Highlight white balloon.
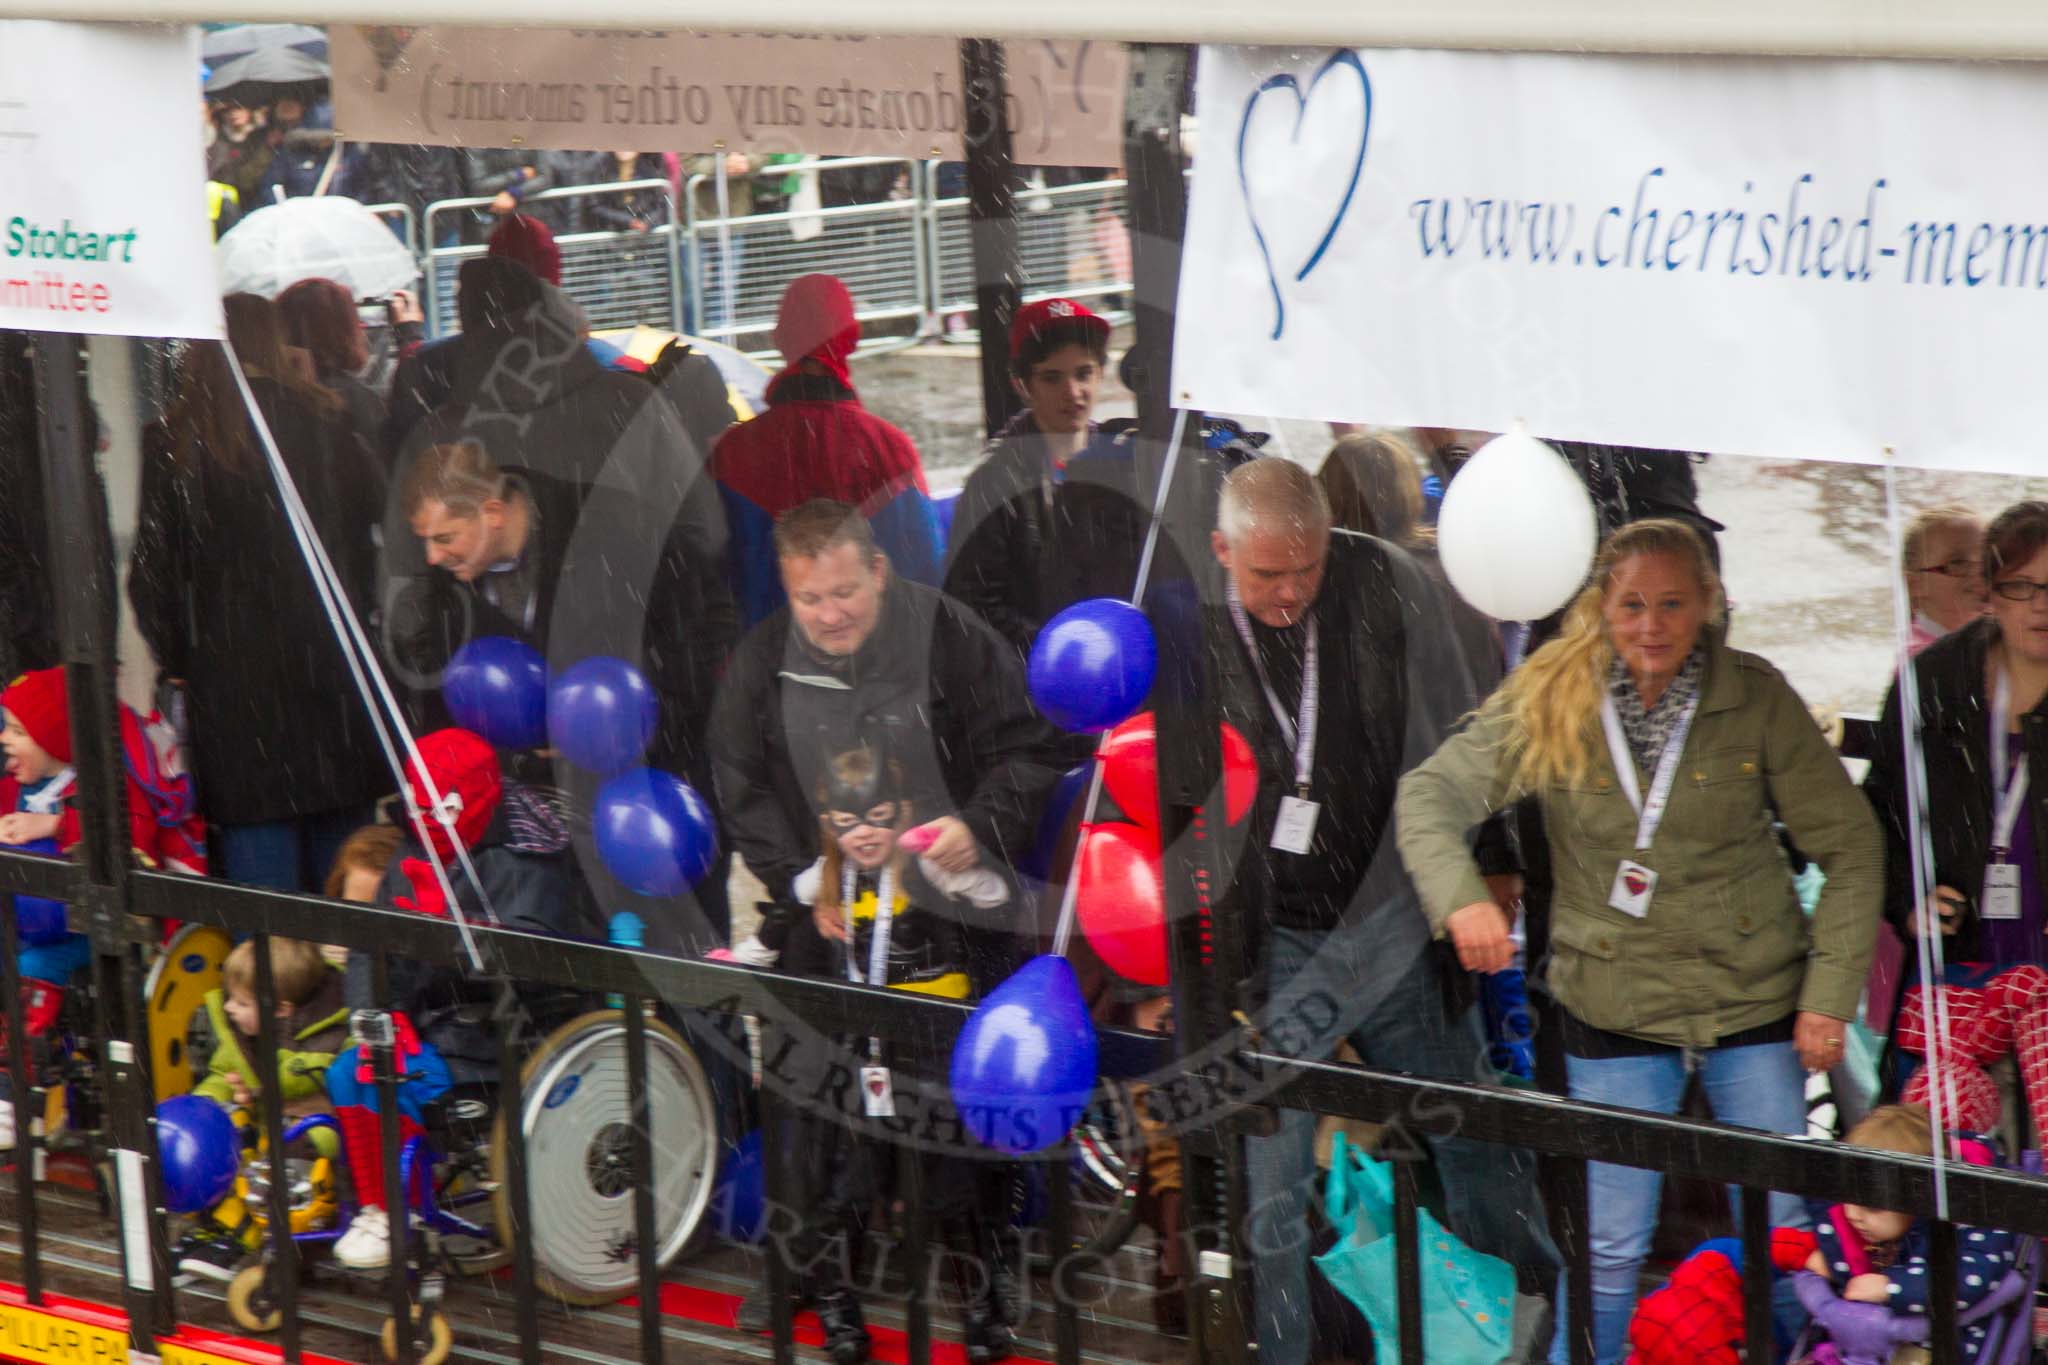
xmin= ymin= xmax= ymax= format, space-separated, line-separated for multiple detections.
xmin=1435 ymin=432 xmax=1598 ymax=621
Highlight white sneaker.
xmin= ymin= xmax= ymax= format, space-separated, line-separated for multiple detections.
xmin=333 ymin=1205 xmax=390 ymax=1269
xmin=727 ymin=936 xmax=780 ymax=968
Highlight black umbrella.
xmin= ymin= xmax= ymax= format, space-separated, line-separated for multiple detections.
xmin=201 ymin=23 xmax=328 ymax=66
xmin=205 ymin=47 xmax=330 ymax=105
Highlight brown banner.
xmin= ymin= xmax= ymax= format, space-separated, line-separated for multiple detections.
xmin=332 ymin=28 xmax=1126 ymax=167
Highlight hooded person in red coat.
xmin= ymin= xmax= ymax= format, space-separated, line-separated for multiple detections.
xmin=710 ymin=273 xmax=943 ymax=626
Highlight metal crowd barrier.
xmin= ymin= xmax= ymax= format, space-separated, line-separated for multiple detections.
xmin=421 ymin=179 xmax=684 ymax=339
xmin=683 ymin=157 xmax=929 ymax=354
xmin=411 ymin=161 xmax=1135 ymax=351
xmin=925 ymin=173 xmax=1134 ymax=329
xmin=362 ymin=200 xmax=419 ymax=262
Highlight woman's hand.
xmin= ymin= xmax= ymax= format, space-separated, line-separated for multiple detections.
xmin=1843 ymin=1272 xmax=1892 ymax=1304
xmin=1804 ymin=1248 xmax=1832 ymax=1281
xmin=1795 ymin=1010 xmax=1848 ymax=1072
xmin=1909 ymin=885 xmax=1966 ymax=938
xmin=813 ymin=901 xmax=849 ymax=943
xmin=1445 ymin=902 xmax=1514 ymax=974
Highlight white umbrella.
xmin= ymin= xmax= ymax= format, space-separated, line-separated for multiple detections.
xmin=215 ymin=197 xmax=418 ymax=301
xmin=202 ymin=23 xmax=329 ymax=66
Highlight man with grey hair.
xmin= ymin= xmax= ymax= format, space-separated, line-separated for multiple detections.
xmin=1211 ymin=458 xmax=1557 ymax=1364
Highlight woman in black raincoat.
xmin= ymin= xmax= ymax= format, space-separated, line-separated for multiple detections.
xmin=129 ymin=293 xmax=390 ymax=892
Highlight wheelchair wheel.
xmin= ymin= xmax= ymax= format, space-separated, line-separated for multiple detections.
xmin=226 ymin=1263 xmax=282 ymax=1333
xmin=489 ymin=1010 xmax=717 ymax=1305
xmin=145 ymin=924 xmax=232 ymax=1102
xmin=380 ymin=1306 xmax=452 ymax=1365
xmin=1066 ymin=1078 xmax=1144 ymax=1261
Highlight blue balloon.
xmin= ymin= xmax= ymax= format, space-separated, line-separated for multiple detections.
xmin=156 ymin=1094 xmax=240 ymax=1213
xmin=548 ymin=656 xmax=659 ymax=775
xmin=595 ymin=768 xmax=718 ymax=897
xmin=1027 ymin=598 xmax=1157 ymax=734
xmin=949 ymin=955 xmax=1099 ymax=1154
xmin=4 ymin=837 xmax=67 ymax=945
xmin=1021 ymin=761 xmax=1094 ymax=882
xmin=444 ymin=637 xmax=548 ymax=749
xmin=712 ymin=1129 xmax=765 ymax=1244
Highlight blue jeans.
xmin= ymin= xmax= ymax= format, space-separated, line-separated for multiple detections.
xmin=215 ymin=808 xmax=370 ymax=895
xmin=1248 ymin=918 xmax=1559 ymax=1365
xmin=1549 ymin=1039 xmax=1808 ymax=1365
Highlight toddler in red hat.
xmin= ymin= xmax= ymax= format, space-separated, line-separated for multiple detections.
xmin=1 ymin=670 xmax=93 ymax=1064
xmin=0 ymin=667 xmax=209 ymax=1144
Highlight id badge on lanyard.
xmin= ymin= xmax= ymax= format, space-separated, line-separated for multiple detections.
xmin=1985 ymin=669 xmax=2030 ymax=921
xmin=845 ymin=866 xmax=897 ymax=1109
xmin=1228 ymin=583 xmax=1322 ymax=855
xmin=1598 ymin=694 xmax=1699 ymax=920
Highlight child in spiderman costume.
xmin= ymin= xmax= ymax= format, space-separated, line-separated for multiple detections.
xmin=324 ymin=727 xmax=589 ymax=1270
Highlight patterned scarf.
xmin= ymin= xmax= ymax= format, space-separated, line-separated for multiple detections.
xmin=1608 ymin=648 xmax=1705 ymax=777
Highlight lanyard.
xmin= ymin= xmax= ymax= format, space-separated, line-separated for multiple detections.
xmin=842 ymin=862 xmax=896 ymax=1065
xmin=1991 ymin=667 xmax=2031 ymax=855
xmin=841 ymin=862 xmax=898 ymax=990
xmin=1227 ymin=580 xmax=1319 ymax=796
xmin=1598 ymin=691 xmax=1701 ymax=853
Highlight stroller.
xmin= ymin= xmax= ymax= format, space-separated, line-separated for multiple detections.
xmin=1790 ymin=1152 xmax=2044 ymax=1365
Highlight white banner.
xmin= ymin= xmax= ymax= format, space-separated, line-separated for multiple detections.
xmin=0 ymin=21 xmax=221 ymax=340
xmin=1176 ymin=46 xmax=2048 ymax=473
xmin=332 ymin=29 xmax=1126 ymax=167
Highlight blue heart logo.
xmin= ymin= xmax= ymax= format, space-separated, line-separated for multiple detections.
xmin=1236 ymin=50 xmax=1372 ymax=341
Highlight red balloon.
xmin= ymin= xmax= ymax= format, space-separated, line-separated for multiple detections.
xmin=1097 ymin=713 xmax=1257 ymax=828
xmin=1074 ymin=822 xmax=1169 ymax=986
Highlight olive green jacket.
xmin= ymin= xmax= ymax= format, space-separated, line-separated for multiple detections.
xmin=1395 ymin=637 xmax=1882 ymax=1048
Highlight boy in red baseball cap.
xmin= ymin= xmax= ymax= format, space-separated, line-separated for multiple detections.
xmin=946 ymin=297 xmax=1145 ymax=688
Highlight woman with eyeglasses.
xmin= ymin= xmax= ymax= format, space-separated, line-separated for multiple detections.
xmin=1866 ymin=500 xmax=2048 ymax=1138
xmin=1900 ymin=504 xmax=1989 ymax=656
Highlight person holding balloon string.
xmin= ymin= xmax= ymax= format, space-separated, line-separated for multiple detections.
xmin=783 ymin=736 xmax=1016 ymax=1365
xmin=1397 ymin=516 xmax=1883 ymax=1365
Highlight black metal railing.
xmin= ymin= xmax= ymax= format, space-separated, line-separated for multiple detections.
xmin=4 ymin=840 xmax=2045 ymax=1365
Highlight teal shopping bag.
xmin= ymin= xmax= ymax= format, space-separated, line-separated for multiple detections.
xmin=1313 ymin=1133 xmax=1518 ymax=1364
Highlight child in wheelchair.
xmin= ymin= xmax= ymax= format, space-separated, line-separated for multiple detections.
xmin=174 ymin=936 xmax=350 ymax=1282
xmin=788 ymin=738 xmax=1016 ymax=1365
xmin=327 ymin=727 xmax=592 ymax=1271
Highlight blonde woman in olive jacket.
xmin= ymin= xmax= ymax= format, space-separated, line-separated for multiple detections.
xmin=1395 ymin=518 xmax=1883 ymax=1365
